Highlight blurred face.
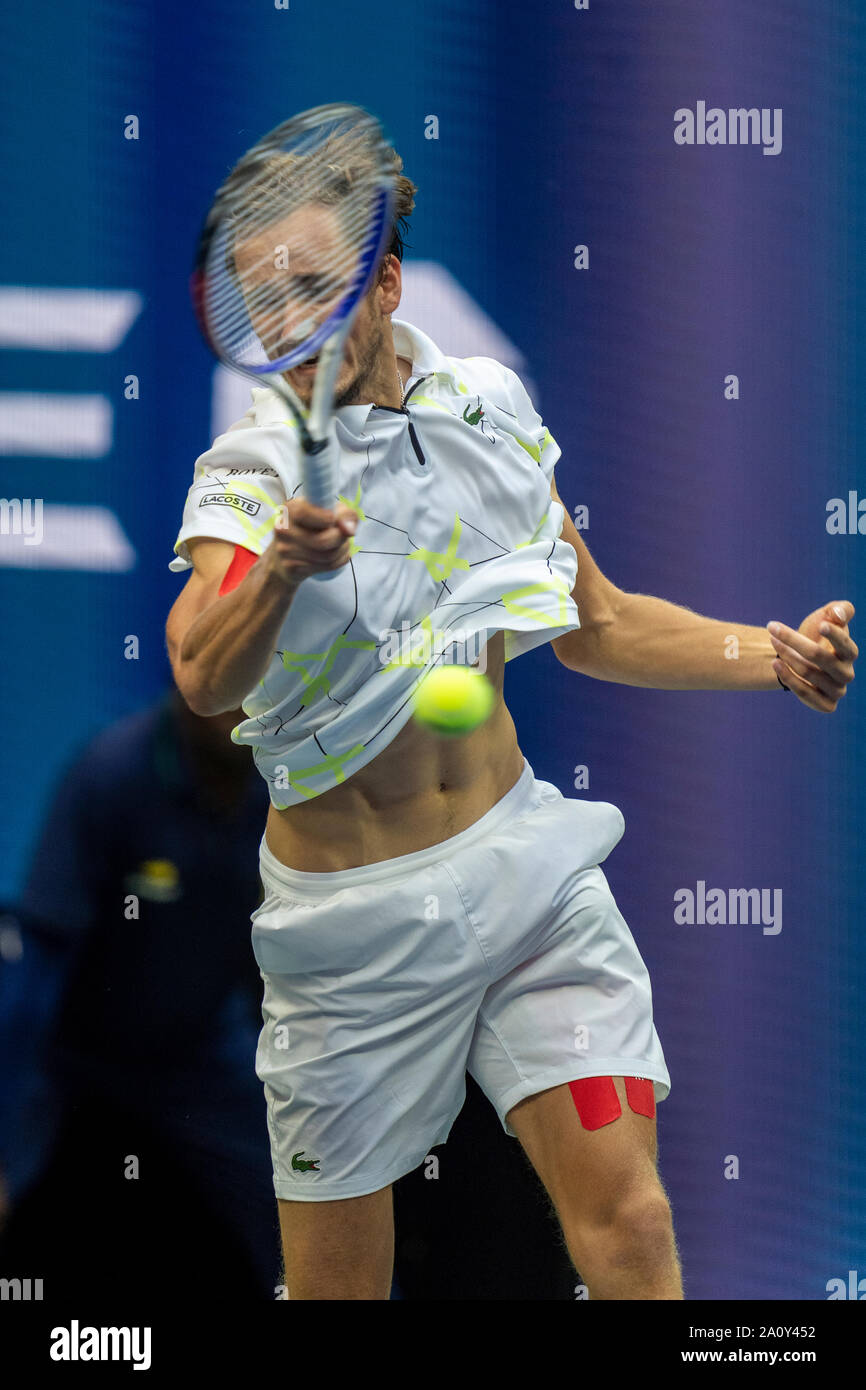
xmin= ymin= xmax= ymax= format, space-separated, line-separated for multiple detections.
xmin=233 ymin=203 xmax=400 ymax=407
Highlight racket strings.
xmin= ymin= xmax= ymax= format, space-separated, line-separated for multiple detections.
xmin=200 ymin=113 xmax=392 ymax=372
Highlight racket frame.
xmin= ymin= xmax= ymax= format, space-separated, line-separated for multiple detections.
xmin=192 ymin=105 xmax=397 ymax=574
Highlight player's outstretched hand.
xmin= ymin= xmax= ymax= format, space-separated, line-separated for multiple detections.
xmin=767 ymin=601 xmax=857 ymax=712
xmin=266 ymin=498 xmax=360 ymax=586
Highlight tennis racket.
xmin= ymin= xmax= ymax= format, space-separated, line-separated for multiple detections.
xmin=191 ymin=102 xmax=396 ymax=581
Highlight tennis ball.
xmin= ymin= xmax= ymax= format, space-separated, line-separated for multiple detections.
xmin=412 ymin=665 xmax=495 ymax=736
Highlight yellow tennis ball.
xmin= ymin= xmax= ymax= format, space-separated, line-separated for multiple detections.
xmin=412 ymin=665 xmax=495 ymax=736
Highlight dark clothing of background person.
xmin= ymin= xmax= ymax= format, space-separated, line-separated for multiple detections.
xmin=0 ymin=688 xmax=281 ymax=1299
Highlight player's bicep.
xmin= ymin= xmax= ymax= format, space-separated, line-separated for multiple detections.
xmin=550 ymin=473 xmax=622 ymax=668
xmin=165 ymin=537 xmax=241 ymax=673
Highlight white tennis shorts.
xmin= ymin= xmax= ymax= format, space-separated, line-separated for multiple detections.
xmin=251 ymin=757 xmax=671 ymax=1201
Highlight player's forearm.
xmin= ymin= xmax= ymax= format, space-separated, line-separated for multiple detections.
xmin=177 ymin=552 xmax=300 ymax=716
xmin=567 ymin=590 xmax=779 ymax=690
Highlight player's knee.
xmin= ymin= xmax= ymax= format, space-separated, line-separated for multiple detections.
xmin=615 ymin=1187 xmax=674 ymax=1243
xmin=575 ymin=1185 xmax=675 ymax=1264
xmin=562 ymin=1169 xmax=670 ymax=1235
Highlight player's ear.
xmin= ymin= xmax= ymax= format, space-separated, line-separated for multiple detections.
xmin=377 ymin=251 xmax=402 ymax=315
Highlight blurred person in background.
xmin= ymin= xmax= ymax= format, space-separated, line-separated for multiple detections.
xmin=0 ymin=686 xmax=281 ymax=1300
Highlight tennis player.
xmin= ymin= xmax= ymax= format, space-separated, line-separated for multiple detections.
xmin=166 ymin=154 xmax=858 ymax=1300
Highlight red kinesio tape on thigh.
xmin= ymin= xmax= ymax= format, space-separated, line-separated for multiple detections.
xmin=568 ymin=1076 xmax=622 ymax=1130
xmin=218 ymin=544 xmax=258 ymax=596
xmin=624 ymin=1076 xmax=656 ymax=1119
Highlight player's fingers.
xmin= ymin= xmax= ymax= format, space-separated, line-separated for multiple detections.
xmin=279 ymin=498 xmax=351 ymax=532
xmin=818 ymin=620 xmax=859 ymax=663
xmin=828 ymin=600 xmax=855 ymax=624
xmin=288 ymin=535 xmax=355 ymax=578
xmin=314 ymin=543 xmax=355 ymax=571
xmin=307 ymin=513 xmax=359 ymax=555
xmin=275 ymin=502 xmax=357 ymax=548
xmin=768 ymin=634 xmax=847 ymax=699
xmin=773 ymin=657 xmax=841 ymax=710
xmin=278 ymin=520 xmax=355 ymax=573
xmin=768 ymin=622 xmax=834 ymax=671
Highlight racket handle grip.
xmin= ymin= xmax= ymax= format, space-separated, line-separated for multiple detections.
xmin=302 ymin=441 xmax=345 ymax=582
xmin=302 ymin=437 xmax=336 ymax=501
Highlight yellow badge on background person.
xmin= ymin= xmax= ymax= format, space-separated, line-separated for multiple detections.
xmin=125 ymin=858 xmax=182 ymax=903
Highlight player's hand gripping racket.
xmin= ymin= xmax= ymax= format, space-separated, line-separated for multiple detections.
xmin=191 ymin=103 xmax=396 ymax=581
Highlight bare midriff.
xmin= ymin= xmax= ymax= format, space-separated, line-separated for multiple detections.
xmin=264 ymin=631 xmax=526 ymax=871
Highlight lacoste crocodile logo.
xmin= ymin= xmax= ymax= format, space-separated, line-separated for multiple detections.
xmin=291 ymin=1150 xmax=321 ymax=1172
xmin=462 ymin=399 xmax=497 ymax=443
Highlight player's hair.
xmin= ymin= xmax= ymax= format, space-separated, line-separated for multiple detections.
xmin=219 ymin=130 xmax=416 ymax=274
xmin=383 ymin=157 xmax=416 ymax=265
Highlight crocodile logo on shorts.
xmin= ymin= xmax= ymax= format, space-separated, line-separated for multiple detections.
xmin=291 ymin=1150 xmax=321 ymax=1173
xmin=462 ymin=402 xmax=484 ymax=426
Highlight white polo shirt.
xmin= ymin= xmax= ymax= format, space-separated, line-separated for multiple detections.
xmin=169 ymin=318 xmax=580 ymax=807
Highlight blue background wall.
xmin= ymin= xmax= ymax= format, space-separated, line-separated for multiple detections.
xmin=1 ymin=0 xmax=863 ymax=1298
